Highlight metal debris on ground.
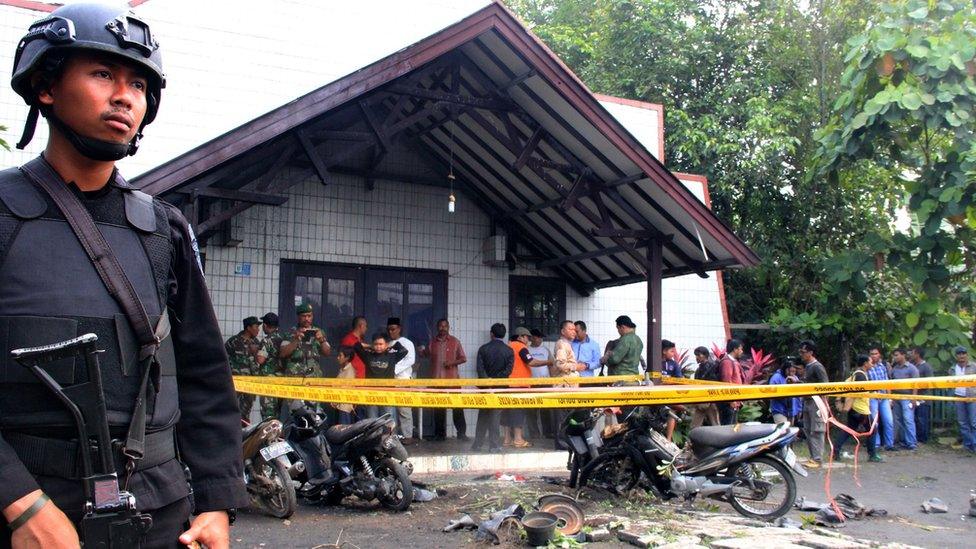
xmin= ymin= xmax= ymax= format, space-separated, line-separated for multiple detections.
xmin=536 ymin=493 xmax=584 ymax=535
xmin=413 ymin=487 xmax=438 ymax=502
xmin=970 ymin=494 xmax=976 ymax=517
xmin=921 ymin=497 xmax=949 ymax=514
xmin=475 ymin=504 xmax=526 ymax=545
xmin=442 ymin=514 xmax=478 ymax=532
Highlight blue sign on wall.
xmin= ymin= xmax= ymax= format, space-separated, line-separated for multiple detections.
xmin=235 ymin=263 xmax=252 ymax=276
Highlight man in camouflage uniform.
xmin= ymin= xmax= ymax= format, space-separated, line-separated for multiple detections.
xmin=259 ymin=312 xmax=285 ymax=419
xmin=280 ymin=304 xmax=331 ymax=377
xmin=225 ymin=316 xmax=268 ymax=421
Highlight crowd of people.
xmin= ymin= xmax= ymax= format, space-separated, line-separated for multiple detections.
xmin=225 ymin=306 xmax=976 ymax=460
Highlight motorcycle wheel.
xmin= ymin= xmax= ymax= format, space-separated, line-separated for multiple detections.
xmin=375 ymin=458 xmax=413 ymax=512
xmin=257 ymin=458 xmax=297 ymax=519
xmin=725 ymin=456 xmax=796 ymax=520
xmin=578 ymin=451 xmax=639 ymax=495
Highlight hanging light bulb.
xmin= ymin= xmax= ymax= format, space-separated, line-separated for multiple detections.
xmin=447 ymin=112 xmax=458 ymax=214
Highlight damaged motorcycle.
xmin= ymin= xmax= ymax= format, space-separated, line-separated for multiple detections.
xmin=242 ymin=417 xmax=297 ymax=518
xmin=287 ymin=410 xmax=414 ymax=512
xmin=578 ymin=406 xmax=806 ymax=520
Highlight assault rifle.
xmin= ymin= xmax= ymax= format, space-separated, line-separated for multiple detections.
xmin=12 ymin=333 xmax=153 ymax=547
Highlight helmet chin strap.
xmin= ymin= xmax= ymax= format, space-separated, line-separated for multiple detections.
xmin=40 ymin=109 xmax=140 ymax=161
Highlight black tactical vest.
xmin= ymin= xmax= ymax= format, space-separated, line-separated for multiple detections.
xmin=0 ymin=163 xmax=177 ymax=432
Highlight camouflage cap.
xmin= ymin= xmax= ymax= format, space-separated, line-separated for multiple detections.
xmin=296 ymin=303 xmax=313 ymax=315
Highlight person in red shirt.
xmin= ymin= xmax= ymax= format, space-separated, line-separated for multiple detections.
xmin=718 ymin=339 xmax=749 ymax=425
xmin=503 ymin=327 xmax=535 ymax=448
xmin=340 ymin=316 xmax=368 ymax=378
xmin=421 ymin=319 xmax=468 ymax=440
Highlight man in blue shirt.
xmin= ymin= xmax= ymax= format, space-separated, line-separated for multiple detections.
xmin=661 ymin=339 xmax=684 ymax=378
xmin=889 ymin=348 xmax=919 ymax=450
xmin=867 ymin=345 xmax=895 ymax=451
xmin=571 ymin=321 xmax=602 ymax=377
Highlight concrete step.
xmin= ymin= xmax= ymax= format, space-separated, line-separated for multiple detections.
xmin=405 ymin=438 xmax=567 ymax=474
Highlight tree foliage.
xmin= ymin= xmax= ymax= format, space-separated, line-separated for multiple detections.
xmin=510 ymin=0 xmax=974 ymax=369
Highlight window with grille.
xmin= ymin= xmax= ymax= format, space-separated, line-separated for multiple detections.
xmin=509 ymin=276 xmax=566 ymax=340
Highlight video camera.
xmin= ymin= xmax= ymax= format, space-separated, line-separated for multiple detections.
xmin=12 ymin=334 xmax=153 ymax=547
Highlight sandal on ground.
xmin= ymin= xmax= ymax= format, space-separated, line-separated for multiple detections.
xmin=513 ymin=440 xmax=533 ymax=448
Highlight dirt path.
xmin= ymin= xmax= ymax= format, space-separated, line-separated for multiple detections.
xmin=231 ymin=445 xmax=975 ymax=548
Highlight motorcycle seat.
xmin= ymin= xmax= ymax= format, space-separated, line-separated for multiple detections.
xmin=326 ymin=418 xmax=384 ymax=445
xmin=689 ymin=424 xmax=778 ymax=448
xmin=242 ymin=420 xmax=270 ymax=441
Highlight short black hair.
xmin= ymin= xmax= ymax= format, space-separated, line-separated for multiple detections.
xmin=693 ymin=346 xmax=710 ymax=357
xmin=662 ymin=339 xmax=675 ymax=351
xmin=371 ymin=332 xmax=389 ymax=343
xmin=574 ymin=320 xmax=587 ymax=331
xmin=892 ymin=347 xmax=906 ymax=356
xmin=726 ymin=338 xmax=743 ymax=353
xmin=855 ymin=354 xmax=871 ymax=368
xmin=911 ymin=347 xmax=925 ymax=358
xmin=530 ymin=328 xmax=544 ymax=338
xmin=798 ymin=340 xmax=816 ymax=354
xmin=436 ymin=318 xmax=448 ymax=326
xmin=352 ymin=316 xmax=367 ymax=329
xmin=868 ymin=343 xmax=883 ymax=354
xmin=490 ymin=323 xmax=506 ymax=339
xmin=560 ymin=320 xmax=575 ymax=331
xmin=336 ymin=345 xmax=355 ymax=359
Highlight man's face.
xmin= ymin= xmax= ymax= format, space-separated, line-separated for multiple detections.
xmin=530 ymin=335 xmax=543 ymax=347
xmin=263 ymin=324 xmax=278 ymax=336
xmin=355 ymin=319 xmax=367 ymax=337
xmin=575 ymin=326 xmax=586 ymax=341
xmin=517 ymin=334 xmax=530 ymax=346
xmin=336 ymin=351 xmax=350 ymax=365
xmin=437 ymin=321 xmax=449 ymax=337
xmin=663 ymin=347 xmax=677 ymax=361
xmin=373 ymin=338 xmax=388 ymax=353
xmin=909 ymin=350 xmax=920 ymax=363
xmin=616 ymin=325 xmax=626 ymax=336
xmin=245 ymin=324 xmax=260 ymax=338
xmin=957 ymin=352 xmax=969 ymax=366
xmin=560 ymin=323 xmax=576 ymax=340
xmin=893 ymin=351 xmax=905 ymax=365
xmin=694 ymin=352 xmax=708 ymax=364
xmin=387 ymin=324 xmax=401 ymax=340
xmin=39 ymin=52 xmax=148 ymax=147
xmin=297 ymin=312 xmax=313 ymax=328
xmin=732 ymin=346 xmax=745 ymax=359
xmin=869 ymin=349 xmax=882 ymax=364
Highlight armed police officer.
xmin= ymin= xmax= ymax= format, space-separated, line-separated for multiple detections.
xmin=0 ymin=3 xmax=247 ymax=548
xmin=225 ymin=316 xmax=268 ymax=421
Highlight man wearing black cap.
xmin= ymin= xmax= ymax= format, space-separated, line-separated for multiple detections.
xmin=602 ymin=316 xmax=643 ymax=376
xmin=387 ymin=317 xmax=418 ymax=444
xmin=225 ymin=317 xmax=268 ymax=421
xmin=259 ymin=313 xmax=284 ymax=419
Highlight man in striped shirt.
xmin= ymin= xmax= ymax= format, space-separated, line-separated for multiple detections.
xmin=867 ymin=345 xmax=895 ymax=451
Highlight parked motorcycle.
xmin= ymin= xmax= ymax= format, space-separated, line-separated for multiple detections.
xmin=291 ymin=411 xmax=414 ymax=512
xmin=578 ymin=407 xmax=806 ymax=520
xmin=562 ymin=409 xmax=605 ymax=488
xmin=242 ymin=417 xmax=297 ymax=518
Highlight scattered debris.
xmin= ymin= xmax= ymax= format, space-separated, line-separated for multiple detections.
xmin=412 ymin=487 xmax=437 ymax=502
xmin=796 ymin=497 xmax=827 ymax=511
xmin=493 ymin=472 xmax=526 ymax=482
xmin=921 ymin=497 xmax=949 ymax=514
xmin=585 ymin=527 xmax=612 ymax=542
xmin=583 ymin=513 xmax=616 ymax=527
xmin=617 ymin=530 xmax=667 ymax=548
xmin=441 ymin=514 xmax=478 ymax=532
xmin=475 ymin=504 xmax=525 ymax=544
xmin=970 ymin=494 xmax=976 ymax=518
xmin=521 ymin=511 xmax=559 ymax=545
xmin=537 ymin=493 xmax=584 ymax=535
xmin=774 ymin=516 xmax=804 ymax=529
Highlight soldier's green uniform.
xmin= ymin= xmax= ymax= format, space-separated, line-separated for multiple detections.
xmin=225 ymin=317 xmax=267 ymax=420
xmin=279 ymin=325 xmax=326 ymax=377
xmin=258 ymin=312 xmax=285 ymax=419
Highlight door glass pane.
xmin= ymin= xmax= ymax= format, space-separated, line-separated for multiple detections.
xmin=324 ymin=278 xmax=355 ymax=345
xmin=406 ymin=283 xmax=434 ymax=345
xmin=375 ymin=283 xmax=403 ymax=333
xmin=294 ymin=276 xmax=323 ymax=319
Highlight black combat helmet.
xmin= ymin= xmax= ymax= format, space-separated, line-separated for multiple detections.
xmin=11 ymin=2 xmax=165 ymax=160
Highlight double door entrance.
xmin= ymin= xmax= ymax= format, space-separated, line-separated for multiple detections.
xmin=278 ymin=260 xmax=448 ymax=377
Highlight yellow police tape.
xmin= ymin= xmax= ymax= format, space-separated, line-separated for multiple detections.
xmin=848 ymin=392 xmax=976 ymax=402
xmin=233 ymin=374 xmax=976 ymax=409
xmin=233 ymin=373 xmax=643 ymax=387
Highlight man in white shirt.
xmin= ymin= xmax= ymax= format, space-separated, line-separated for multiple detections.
xmin=388 ymin=317 xmax=417 ymax=445
xmin=527 ymin=329 xmax=555 ymax=439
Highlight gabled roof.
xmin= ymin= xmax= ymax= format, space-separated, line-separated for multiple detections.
xmin=133 ymin=1 xmax=758 ymax=292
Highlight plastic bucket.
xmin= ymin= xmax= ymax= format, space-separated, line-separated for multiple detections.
xmin=521 ymin=511 xmax=558 ymax=546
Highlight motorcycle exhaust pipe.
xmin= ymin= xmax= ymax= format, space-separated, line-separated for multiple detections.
xmin=696 ymin=481 xmax=732 ymax=497
xmin=288 ymin=461 xmax=306 ymax=477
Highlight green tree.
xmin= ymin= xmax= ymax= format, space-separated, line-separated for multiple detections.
xmin=815 ymin=0 xmax=976 ymax=365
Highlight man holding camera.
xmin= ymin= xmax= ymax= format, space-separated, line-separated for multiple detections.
xmin=279 ymin=303 xmax=331 ymax=377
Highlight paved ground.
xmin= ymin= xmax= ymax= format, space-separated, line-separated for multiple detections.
xmin=231 ymin=442 xmax=975 ymax=548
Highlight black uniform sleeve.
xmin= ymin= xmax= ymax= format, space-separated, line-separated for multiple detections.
xmin=0 ymin=437 xmax=40 ymax=510
xmin=518 ymin=347 xmax=533 ymax=365
xmin=164 ymin=204 xmax=248 ymax=512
